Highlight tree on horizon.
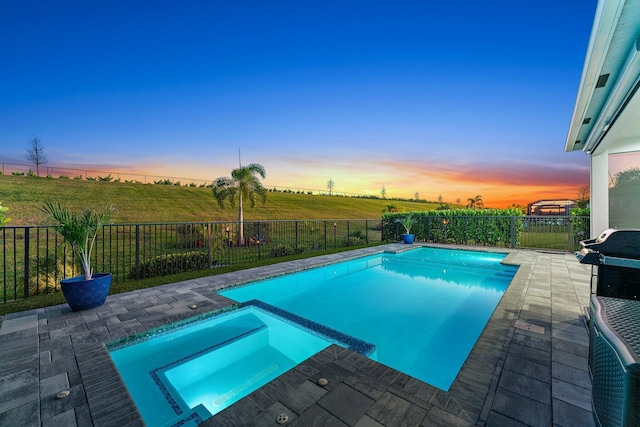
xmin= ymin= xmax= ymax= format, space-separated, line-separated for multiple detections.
xmin=212 ymin=163 xmax=267 ymax=245
xmin=25 ymin=135 xmax=48 ymax=177
xmin=467 ymin=195 xmax=484 ymax=209
xmin=576 ymin=185 xmax=590 ymax=209
xmin=327 ymin=178 xmax=335 ymax=195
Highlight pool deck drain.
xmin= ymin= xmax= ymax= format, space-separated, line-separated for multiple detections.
xmin=514 ymin=320 xmax=546 ymax=335
xmin=0 ymin=244 xmax=594 ymax=426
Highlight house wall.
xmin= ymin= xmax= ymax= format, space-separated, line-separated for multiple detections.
xmin=591 ymin=152 xmax=609 ymax=236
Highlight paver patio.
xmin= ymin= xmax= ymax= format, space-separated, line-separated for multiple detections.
xmin=0 ymin=244 xmax=594 ymax=426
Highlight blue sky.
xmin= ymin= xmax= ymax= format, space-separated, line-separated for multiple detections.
xmin=0 ymin=1 xmax=596 ymax=206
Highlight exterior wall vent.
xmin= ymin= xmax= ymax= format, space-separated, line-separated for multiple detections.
xmin=583 ymin=118 xmax=591 ymax=124
xmin=596 ymin=73 xmax=610 ymax=88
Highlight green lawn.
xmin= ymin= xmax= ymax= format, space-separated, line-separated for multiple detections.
xmin=0 ymin=174 xmax=443 ymax=225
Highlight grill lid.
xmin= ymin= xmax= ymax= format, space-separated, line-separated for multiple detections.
xmin=580 ymin=228 xmax=640 ymax=260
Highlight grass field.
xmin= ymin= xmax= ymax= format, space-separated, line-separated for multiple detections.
xmin=0 ymin=174 xmax=444 ymax=225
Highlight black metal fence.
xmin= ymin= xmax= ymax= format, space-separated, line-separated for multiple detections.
xmin=0 ymin=215 xmax=589 ymax=303
xmin=0 ymin=219 xmax=380 ymax=303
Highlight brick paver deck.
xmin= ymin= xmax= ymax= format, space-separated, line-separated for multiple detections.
xmin=0 ymin=244 xmax=594 ymax=426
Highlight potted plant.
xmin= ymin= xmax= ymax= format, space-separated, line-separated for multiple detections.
xmin=395 ymin=213 xmax=417 ymax=244
xmin=42 ymin=202 xmax=114 ymax=311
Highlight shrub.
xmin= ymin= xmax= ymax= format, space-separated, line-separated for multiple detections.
xmin=345 ymin=236 xmax=366 ymax=246
xmin=29 ymin=254 xmax=74 ymax=294
xmin=73 ymin=175 xmax=83 ymax=180
xmin=12 ymin=172 xmax=25 ymax=176
xmin=132 ymin=251 xmax=210 ymax=279
xmin=344 ymin=230 xmax=367 ymax=246
xmin=570 ymin=207 xmax=590 ymax=245
xmin=59 ymin=175 xmax=69 ymax=179
xmin=98 ymin=174 xmax=113 ymax=182
xmin=270 ymin=244 xmax=304 ymax=257
xmin=176 ymin=224 xmax=206 ymax=248
xmin=244 ymin=222 xmax=271 ymax=245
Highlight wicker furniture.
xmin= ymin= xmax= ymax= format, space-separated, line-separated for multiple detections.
xmin=589 ymin=296 xmax=640 ymax=426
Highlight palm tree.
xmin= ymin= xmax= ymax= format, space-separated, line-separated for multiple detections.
xmin=212 ymin=163 xmax=267 ymax=245
xmin=466 ymin=198 xmax=475 ymax=209
xmin=467 ymin=195 xmax=483 ymax=209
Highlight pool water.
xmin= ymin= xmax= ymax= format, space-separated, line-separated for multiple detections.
xmin=221 ymin=247 xmax=517 ymax=390
xmin=109 ymin=306 xmax=351 ymax=426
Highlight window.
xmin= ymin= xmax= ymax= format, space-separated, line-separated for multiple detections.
xmin=609 ymin=151 xmax=640 ymax=228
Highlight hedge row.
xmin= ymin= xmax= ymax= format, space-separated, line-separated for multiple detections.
xmin=570 ymin=207 xmax=590 ymax=244
xmin=382 ymin=209 xmax=524 ymax=247
xmin=131 ymin=251 xmax=211 ymax=279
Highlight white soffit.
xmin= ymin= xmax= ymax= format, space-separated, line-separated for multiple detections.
xmin=565 ymin=0 xmax=640 ymax=155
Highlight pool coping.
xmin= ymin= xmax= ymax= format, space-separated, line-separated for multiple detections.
xmin=0 ymin=243 xmax=594 ymax=426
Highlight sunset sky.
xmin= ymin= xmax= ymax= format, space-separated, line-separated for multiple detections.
xmin=0 ymin=1 xmax=596 ymax=207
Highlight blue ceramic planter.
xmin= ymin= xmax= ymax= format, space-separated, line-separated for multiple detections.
xmin=401 ymin=234 xmax=415 ymax=244
xmin=60 ymin=273 xmax=112 ymax=311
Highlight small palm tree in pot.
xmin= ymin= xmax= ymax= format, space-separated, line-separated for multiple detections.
xmin=395 ymin=213 xmax=417 ymax=244
xmin=42 ymin=202 xmax=114 ymax=311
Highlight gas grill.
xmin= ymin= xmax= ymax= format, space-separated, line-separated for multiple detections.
xmin=578 ymin=229 xmax=640 ymax=426
xmin=577 ymin=228 xmax=640 ymax=300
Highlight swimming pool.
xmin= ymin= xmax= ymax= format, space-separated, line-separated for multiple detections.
xmin=109 ymin=246 xmax=516 ymax=425
xmin=221 ymin=247 xmax=517 ymax=390
xmin=109 ymin=305 xmax=373 ymax=426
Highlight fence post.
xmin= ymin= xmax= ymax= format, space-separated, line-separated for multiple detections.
xmin=257 ymin=222 xmax=261 ymax=260
xmin=23 ymin=227 xmax=30 ymax=298
xmin=135 ymin=225 xmax=140 ymax=280
xmin=510 ymin=216 xmax=516 ymax=248
xmin=568 ymin=216 xmax=574 ymax=252
xmin=366 ymin=220 xmax=369 ymax=243
xmin=295 ymin=221 xmax=299 ymax=253
xmin=207 ymin=223 xmax=212 ymax=267
xmin=347 ymin=220 xmax=350 ymax=244
xmin=324 ymin=221 xmax=327 ymax=250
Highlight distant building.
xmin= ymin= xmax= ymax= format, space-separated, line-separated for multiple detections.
xmin=527 ymin=199 xmax=576 ymax=216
